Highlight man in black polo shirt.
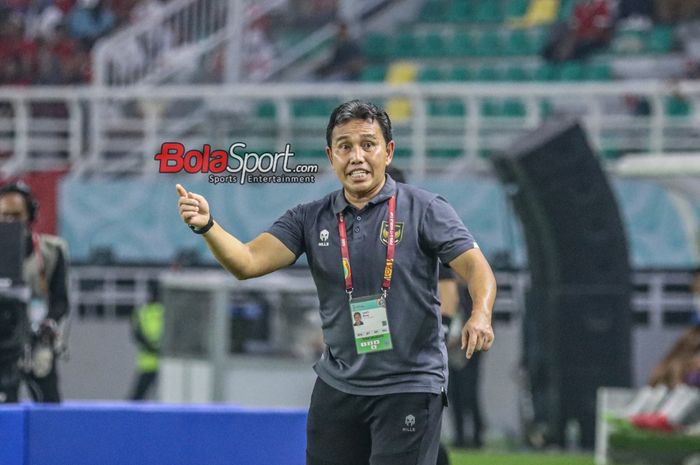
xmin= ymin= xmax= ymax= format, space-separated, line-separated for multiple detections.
xmin=176 ymin=100 xmax=496 ymax=465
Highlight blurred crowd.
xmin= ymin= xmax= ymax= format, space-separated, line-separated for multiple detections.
xmin=0 ymin=0 xmax=171 ymax=85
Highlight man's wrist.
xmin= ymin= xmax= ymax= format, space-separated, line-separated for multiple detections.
xmin=189 ymin=215 xmax=214 ymax=235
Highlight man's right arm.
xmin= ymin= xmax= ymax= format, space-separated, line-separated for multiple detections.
xmin=176 ymin=184 xmax=296 ymax=279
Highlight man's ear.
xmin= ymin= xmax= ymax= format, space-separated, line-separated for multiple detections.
xmin=385 ymin=140 xmax=395 ymax=165
xmin=326 ymin=147 xmax=333 ymax=165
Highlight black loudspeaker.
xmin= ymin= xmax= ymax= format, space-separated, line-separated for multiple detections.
xmin=492 ymin=119 xmax=632 ymax=448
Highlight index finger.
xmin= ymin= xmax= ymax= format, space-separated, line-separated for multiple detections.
xmin=176 ymin=184 xmax=187 ymax=197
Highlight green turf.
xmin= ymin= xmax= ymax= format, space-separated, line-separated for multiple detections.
xmin=449 ymin=451 xmax=596 ymax=465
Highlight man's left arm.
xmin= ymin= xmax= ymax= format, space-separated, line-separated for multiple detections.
xmin=449 ymin=248 xmax=497 ymax=359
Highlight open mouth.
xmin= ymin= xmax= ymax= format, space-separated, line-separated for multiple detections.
xmin=347 ymin=169 xmax=370 ymax=180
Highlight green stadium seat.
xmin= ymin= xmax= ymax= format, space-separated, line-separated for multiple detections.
xmin=447 ymin=0 xmax=474 ymax=21
xmin=363 ymin=33 xmax=389 ymax=60
xmin=421 ymin=0 xmax=447 ymax=22
xmin=528 ymin=27 xmax=548 ymax=54
xmin=502 ymin=99 xmax=526 ymax=117
xmin=585 ymin=63 xmax=612 ymax=81
xmin=480 ymin=99 xmax=501 ymax=116
xmin=428 ymin=149 xmax=462 ymax=158
xmin=502 ymin=30 xmax=530 ymax=56
xmin=611 ymin=30 xmax=645 ymax=54
xmin=505 ymin=0 xmax=529 ymax=19
xmin=429 ymin=100 xmax=465 ymax=116
xmin=503 ymin=66 xmax=529 ymax=81
xmin=447 ymin=66 xmax=472 ymax=81
xmin=419 ymin=33 xmax=449 ymax=57
xmin=257 ymin=102 xmax=276 ymax=118
xmin=474 ymin=1 xmax=503 ymax=22
xmin=475 ymin=65 xmax=499 ymax=81
xmin=418 ymin=66 xmax=444 ymax=82
xmin=533 ymin=63 xmax=558 ymax=81
xmin=393 ymin=148 xmax=412 ymax=158
xmin=392 ymin=33 xmax=417 ymax=58
xmin=558 ymin=61 xmax=584 ymax=81
xmin=647 ymin=26 xmax=674 ymax=53
xmin=666 ymin=95 xmax=691 ymax=117
xmin=450 ymin=31 xmax=476 ymax=56
xmin=360 ymin=65 xmax=386 ymax=82
xmin=475 ymin=30 xmax=501 ymax=56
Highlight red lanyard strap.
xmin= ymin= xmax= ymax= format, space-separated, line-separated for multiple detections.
xmin=337 ymin=195 xmax=396 ymax=299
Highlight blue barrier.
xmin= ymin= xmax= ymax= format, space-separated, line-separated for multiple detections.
xmin=0 ymin=405 xmax=24 ymax=465
xmin=1 ymin=403 xmax=307 ymax=465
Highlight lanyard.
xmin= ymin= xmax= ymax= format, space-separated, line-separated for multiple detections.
xmin=337 ymin=195 xmax=396 ymax=300
xmin=32 ymin=233 xmax=48 ymax=293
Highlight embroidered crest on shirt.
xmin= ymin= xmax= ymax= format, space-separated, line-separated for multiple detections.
xmin=379 ymin=220 xmax=404 ymax=245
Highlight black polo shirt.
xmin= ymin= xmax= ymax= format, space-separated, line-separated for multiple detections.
xmin=267 ymin=175 xmax=476 ymax=395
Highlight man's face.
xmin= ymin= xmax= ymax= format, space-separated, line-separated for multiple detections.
xmin=354 ymin=314 xmax=362 ymax=323
xmin=0 ymin=192 xmax=30 ymax=225
xmin=326 ymin=118 xmax=394 ymax=202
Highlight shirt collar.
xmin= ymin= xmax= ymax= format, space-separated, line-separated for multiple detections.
xmin=331 ymin=174 xmax=397 ymax=215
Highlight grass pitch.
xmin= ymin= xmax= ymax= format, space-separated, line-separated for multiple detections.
xmin=449 ymin=450 xmax=596 ymax=465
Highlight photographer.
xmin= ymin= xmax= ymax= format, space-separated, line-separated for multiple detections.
xmin=0 ymin=181 xmax=69 ymax=403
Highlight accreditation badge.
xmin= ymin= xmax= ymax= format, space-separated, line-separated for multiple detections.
xmin=350 ymin=294 xmax=393 ymax=354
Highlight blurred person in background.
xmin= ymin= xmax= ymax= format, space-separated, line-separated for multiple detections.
xmin=543 ymin=0 xmax=613 ymax=62
xmin=648 ymin=268 xmax=700 ymax=388
xmin=0 ymin=181 xmax=70 ymax=403
xmin=128 ymin=281 xmax=164 ymax=400
xmin=176 ymin=100 xmax=496 ymax=465
xmin=315 ymin=21 xmax=364 ymax=81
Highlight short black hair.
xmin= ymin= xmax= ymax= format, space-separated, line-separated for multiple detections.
xmin=326 ymin=100 xmax=393 ymax=148
xmin=0 ymin=180 xmax=38 ymax=222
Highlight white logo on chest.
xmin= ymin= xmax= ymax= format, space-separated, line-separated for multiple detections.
xmin=318 ymin=229 xmax=330 ymax=247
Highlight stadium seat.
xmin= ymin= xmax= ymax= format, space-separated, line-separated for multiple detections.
xmin=503 ymin=65 xmax=530 ymax=81
xmin=418 ymin=66 xmax=444 ymax=82
xmin=505 ymin=0 xmax=530 ymax=20
xmin=450 ymin=31 xmax=476 ymax=56
xmin=393 ymin=147 xmax=412 ymax=158
xmin=475 ymin=30 xmax=501 ymax=56
xmin=585 ymin=63 xmax=612 ymax=81
xmin=502 ymin=30 xmax=530 ymax=56
xmin=558 ymin=0 xmax=576 ymax=20
xmin=360 ymin=65 xmax=386 ymax=82
xmin=474 ymin=1 xmax=504 ymax=23
xmin=647 ymin=26 xmax=674 ymax=53
xmin=429 ymin=100 xmax=466 ymax=116
xmin=419 ymin=33 xmax=449 ymax=57
xmin=428 ymin=149 xmax=462 ymax=157
xmin=475 ymin=65 xmax=499 ymax=81
xmin=502 ymin=98 xmax=526 ymax=117
xmin=611 ymin=30 xmax=646 ymax=54
xmin=447 ymin=0 xmax=474 ymax=21
xmin=480 ymin=99 xmax=501 ymax=116
xmin=257 ymin=102 xmax=276 ymax=118
xmin=447 ymin=66 xmax=472 ymax=81
xmin=666 ymin=95 xmax=691 ymax=117
xmin=421 ymin=0 xmax=447 ymax=22
xmin=392 ymin=33 xmax=417 ymax=58
xmin=534 ymin=63 xmax=558 ymax=80
xmin=363 ymin=33 xmax=389 ymax=60
xmin=558 ymin=61 xmax=584 ymax=81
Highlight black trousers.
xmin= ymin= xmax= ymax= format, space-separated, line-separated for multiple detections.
xmin=448 ymin=353 xmax=483 ymax=448
xmin=129 ymin=371 xmax=158 ymax=400
xmin=0 ymin=352 xmax=61 ymax=403
xmin=306 ymin=377 xmax=444 ymax=465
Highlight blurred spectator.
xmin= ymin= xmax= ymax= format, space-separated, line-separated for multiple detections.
xmin=315 ymin=22 xmax=364 ymax=81
xmin=623 ymin=94 xmax=651 ymax=116
xmin=617 ymin=0 xmax=655 ymax=21
xmin=543 ymin=0 xmax=613 ymax=62
xmin=67 ymin=0 xmax=116 ymax=50
xmin=128 ymin=282 xmax=164 ymax=400
xmin=654 ymin=0 xmax=700 ymax=24
xmin=648 ymin=269 xmax=700 ymax=388
xmin=243 ymin=5 xmax=276 ymax=81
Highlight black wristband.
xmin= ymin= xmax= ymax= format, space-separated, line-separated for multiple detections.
xmin=189 ymin=215 xmax=214 ymax=235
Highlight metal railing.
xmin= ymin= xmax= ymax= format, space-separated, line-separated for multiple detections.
xmin=0 ymin=81 xmax=698 ymax=177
